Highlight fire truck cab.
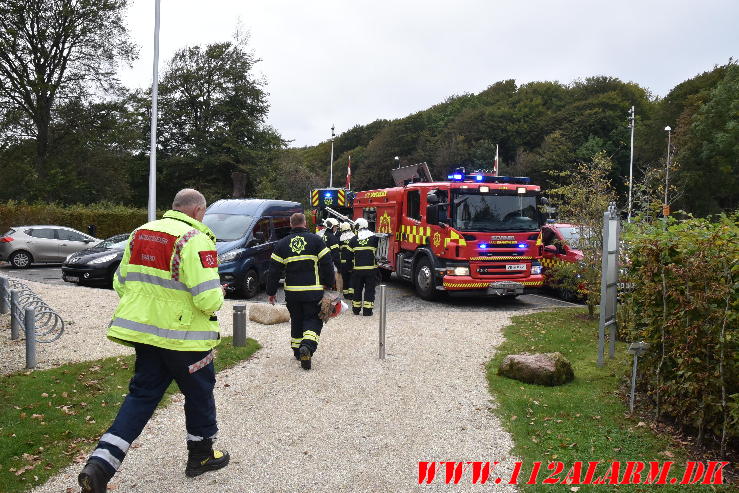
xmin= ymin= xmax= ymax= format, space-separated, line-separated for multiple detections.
xmin=352 ymin=166 xmax=545 ymax=299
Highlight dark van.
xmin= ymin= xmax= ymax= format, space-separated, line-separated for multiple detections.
xmin=203 ymin=199 xmax=303 ymax=298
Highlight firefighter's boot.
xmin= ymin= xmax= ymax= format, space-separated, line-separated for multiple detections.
xmin=185 ymin=439 xmax=230 ymax=477
xmin=299 ymin=345 xmax=312 ymax=370
xmin=363 ymin=308 xmax=373 ymax=316
xmin=78 ymin=460 xmax=112 ymax=493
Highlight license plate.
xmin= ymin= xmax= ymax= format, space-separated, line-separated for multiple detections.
xmin=505 ymin=264 xmax=526 ymax=271
xmin=64 ymin=275 xmax=79 ymax=283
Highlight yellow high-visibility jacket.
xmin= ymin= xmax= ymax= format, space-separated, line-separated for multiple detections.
xmin=108 ymin=210 xmax=224 ymax=351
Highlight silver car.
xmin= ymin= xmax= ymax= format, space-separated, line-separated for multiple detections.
xmin=0 ymin=226 xmax=100 ymax=268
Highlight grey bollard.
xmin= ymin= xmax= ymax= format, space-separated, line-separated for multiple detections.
xmin=0 ymin=276 xmax=9 ymax=314
xmin=10 ymin=289 xmax=20 ymax=340
xmin=25 ymin=307 xmax=36 ymax=369
xmin=233 ymin=305 xmax=247 ymax=347
xmin=378 ymin=284 xmax=387 ymax=360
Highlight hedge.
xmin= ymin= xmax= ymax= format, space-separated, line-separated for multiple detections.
xmin=621 ymin=213 xmax=738 ymax=455
xmin=0 ymin=201 xmax=160 ymax=239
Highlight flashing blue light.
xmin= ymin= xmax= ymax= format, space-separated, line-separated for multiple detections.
xmin=447 ymin=175 xmax=453 ymax=180
xmin=324 ymin=192 xmax=332 ymax=198
xmin=475 ymin=175 xmax=484 ymax=181
xmin=517 ymin=243 xmax=528 ymax=249
xmin=479 ymin=243 xmax=488 ymax=249
xmin=452 ymin=173 xmax=463 ymax=180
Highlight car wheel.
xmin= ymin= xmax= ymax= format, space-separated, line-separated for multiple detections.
xmin=413 ymin=257 xmax=438 ymax=300
xmin=558 ymin=287 xmax=576 ymax=302
xmin=242 ymin=269 xmax=260 ymax=299
xmin=9 ymin=250 xmax=33 ymax=269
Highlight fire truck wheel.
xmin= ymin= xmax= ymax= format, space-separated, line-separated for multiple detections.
xmin=413 ymin=257 xmax=439 ymax=300
xmin=242 ymin=269 xmax=260 ymax=299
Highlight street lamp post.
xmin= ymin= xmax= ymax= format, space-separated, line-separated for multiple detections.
xmin=627 ymin=106 xmax=635 ymax=222
xmin=147 ymin=0 xmax=161 ymax=222
xmin=329 ymin=125 xmax=335 ymax=188
xmin=664 ymin=126 xmax=671 ymax=216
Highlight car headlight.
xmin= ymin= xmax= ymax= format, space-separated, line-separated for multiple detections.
xmin=89 ymin=253 xmax=118 ymax=264
xmin=445 ymin=266 xmax=470 ymax=276
xmin=531 ymin=261 xmax=542 ymax=275
xmin=218 ymin=248 xmax=245 ymax=264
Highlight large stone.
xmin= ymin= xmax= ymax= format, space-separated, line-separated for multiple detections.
xmin=249 ymin=303 xmax=290 ymax=325
xmin=497 ymin=352 xmax=574 ymax=386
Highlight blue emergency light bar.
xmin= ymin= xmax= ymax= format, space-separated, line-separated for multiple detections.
xmin=446 ymin=169 xmax=531 ymax=185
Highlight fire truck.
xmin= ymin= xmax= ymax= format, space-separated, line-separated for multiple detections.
xmin=308 ymin=187 xmax=354 ymax=231
xmin=351 ymin=163 xmax=545 ymax=299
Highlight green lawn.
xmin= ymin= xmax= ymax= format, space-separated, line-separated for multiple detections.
xmin=487 ymin=309 xmax=731 ymax=492
xmin=0 ymin=337 xmax=260 ymax=493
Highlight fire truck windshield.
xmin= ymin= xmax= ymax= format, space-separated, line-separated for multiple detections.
xmin=451 ymin=191 xmax=541 ymax=232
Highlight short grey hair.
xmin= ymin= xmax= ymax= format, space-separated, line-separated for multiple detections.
xmin=172 ymin=188 xmax=206 ymax=211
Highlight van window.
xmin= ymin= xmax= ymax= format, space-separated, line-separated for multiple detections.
xmin=363 ymin=208 xmax=376 ymax=231
xmin=252 ymin=218 xmax=270 ymax=243
xmin=203 ymin=213 xmax=254 ymax=242
xmin=406 ymin=190 xmax=420 ymax=220
xmin=272 ymin=217 xmax=292 ymax=240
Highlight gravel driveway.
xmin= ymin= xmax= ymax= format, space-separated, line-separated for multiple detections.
xmin=4 ymin=274 xmax=549 ymax=492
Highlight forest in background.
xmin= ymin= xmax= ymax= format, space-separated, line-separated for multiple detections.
xmin=0 ymin=1 xmax=736 ymax=216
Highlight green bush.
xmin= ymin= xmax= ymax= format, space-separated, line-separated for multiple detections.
xmin=621 ymin=213 xmax=738 ymax=455
xmin=0 ymin=201 xmax=160 ymax=239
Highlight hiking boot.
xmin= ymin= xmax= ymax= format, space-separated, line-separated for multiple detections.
xmin=185 ymin=439 xmax=230 ymax=477
xmin=78 ymin=460 xmax=112 ymax=493
xmin=293 ymin=349 xmax=300 ymax=361
xmin=299 ymin=345 xmax=312 ymax=370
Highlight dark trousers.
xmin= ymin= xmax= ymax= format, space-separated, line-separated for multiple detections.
xmin=88 ymin=343 xmax=217 ymax=474
xmin=341 ymin=271 xmax=353 ymax=300
xmin=287 ymin=300 xmax=323 ymax=355
xmin=352 ymin=270 xmax=377 ymax=313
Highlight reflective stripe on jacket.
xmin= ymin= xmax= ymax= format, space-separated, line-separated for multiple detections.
xmin=108 ymin=210 xmax=224 ymax=351
xmin=266 ymin=227 xmax=334 ymax=302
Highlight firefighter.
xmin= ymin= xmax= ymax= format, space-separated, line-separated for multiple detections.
xmin=338 ymin=222 xmax=355 ymax=300
xmin=266 ymin=213 xmax=334 ymax=370
xmin=78 ymin=189 xmax=229 ymax=493
xmin=323 ymin=217 xmax=341 ymax=270
xmin=348 ymin=218 xmax=380 ymax=316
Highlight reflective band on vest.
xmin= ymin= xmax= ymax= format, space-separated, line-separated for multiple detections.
xmin=188 ymin=351 xmax=214 ymax=373
xmin=171 ymin=229 xmax=201 ymax=282
xmin=111 ymin=317 xmax=219 ymax=341
xmin=123 ymin=272 xmax=221 ymax=297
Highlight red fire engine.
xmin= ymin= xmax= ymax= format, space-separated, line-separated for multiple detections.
xmin=351 ymin=164 xmax=545 ymax=299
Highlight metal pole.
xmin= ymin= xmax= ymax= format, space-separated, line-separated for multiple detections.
xmin=233 ymin=305 xmax=247 ymax=347
xmin=25 ymin=307 xmax=36 ymax=369
xmin=329 ymin=124 xmax=335 ymax=188
xmin=0 ymin=276 xmax=8 ymax=314
xmin=627 ymin=106 xmax=635 ymax=222
xmin=664 ymin=126 xmax=671 ymax=214
xmin=147 ymin=0 xmax=161 ymax=222
xmin=629 ymin=352 xmax=638 ymax=412
xmin=378 ymin=284 xmax=387 ymax=360
xmin=10 ymin=289 xmax=20 ymax=340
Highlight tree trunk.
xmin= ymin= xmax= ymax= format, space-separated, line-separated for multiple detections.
xmin=231 ymin=171 xmax=247 ymax=198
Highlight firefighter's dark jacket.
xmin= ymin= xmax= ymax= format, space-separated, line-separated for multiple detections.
xmin=339 ymin=234 xmax=354 ymax=273
xmin=323 ymin=230 xmax=341 ymax=269
xmin=266 ymin=227 xmax=335 ymax=302
xmin=348 ymin=233 xmax=380 ymax=270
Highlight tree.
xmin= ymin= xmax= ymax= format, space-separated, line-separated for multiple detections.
xmin=548 ymin=152 xmax=618 ymax=319
xmin=0 ymin=0 xmax=135 ymax=181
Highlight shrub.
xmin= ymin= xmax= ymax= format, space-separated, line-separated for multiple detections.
xmin=0 ymin=201 xmax=159 ymax=239
xmin=621 ymin=213 xmax=738 ymax=455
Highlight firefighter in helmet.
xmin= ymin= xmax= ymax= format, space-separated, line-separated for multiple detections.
xmin=338 ymin=222 xmax=355 ymax=300
xmin=322 ymin=217 xmax=341 ymax=270
xmin=348 ymin=218 xmax=380 ymax=316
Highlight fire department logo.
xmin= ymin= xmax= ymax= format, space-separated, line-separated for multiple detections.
xmin=358 ymin=238 xmax=369 ymax=246
xmin=324 ymin=196 xmax=333 ymax=205
xmin=377 ymin=212 xmax=392 ymax=233
xmin=289 ymin=236 xmax=307 ymax=254
xmin=433 ymin=232 xmax=441 ymax=247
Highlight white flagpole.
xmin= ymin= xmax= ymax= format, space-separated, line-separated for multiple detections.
xmin=494 ymin=144 xmax=499 ymax=176
xmin=147 ymin=0 xmax=161 ymax=221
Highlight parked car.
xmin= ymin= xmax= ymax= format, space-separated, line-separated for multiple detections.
xmin=202 ymin=199 xmax=303 ymax=298
xmin=61 ymin=233 xmax=130 ymax=287
xmin=541 ymin=223 xmax=585 ymax=301
xmin=0 ymin=226 xmax=100 ymax=268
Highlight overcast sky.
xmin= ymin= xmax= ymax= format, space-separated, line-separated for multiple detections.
xmin=119 ymin=0 xmax=738 ymax=147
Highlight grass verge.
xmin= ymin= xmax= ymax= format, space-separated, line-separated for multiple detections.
xmin=487 ymin=308 xmax=731 ymax=492
xmin=0 ymin=336 xmax=260 ymax=493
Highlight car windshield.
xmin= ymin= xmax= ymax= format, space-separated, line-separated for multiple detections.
xmin=203 ymin=214 xmax=254 ymax=242
xmin=99 ymin=234 xmax=129 ymax=250
xmin=451 ymin=191 xmax=542 ymax=232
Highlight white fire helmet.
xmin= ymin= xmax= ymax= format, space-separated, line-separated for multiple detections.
xmin=325 ymin=218 xmax=339 ymax=228
xmin=355 ymin=218 xmax=369 ymax=230
xmin=339 ymin=222 xmax=352 ymax=232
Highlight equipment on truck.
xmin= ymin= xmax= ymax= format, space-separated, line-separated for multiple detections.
xmin=351 ymin=165 xmax=545 ymax=299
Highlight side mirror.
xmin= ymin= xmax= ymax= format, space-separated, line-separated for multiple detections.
xmin=426 ymin=204 xmax=439 ymax=225
xmin=543 ymin=245 xmax=558 ymax=255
